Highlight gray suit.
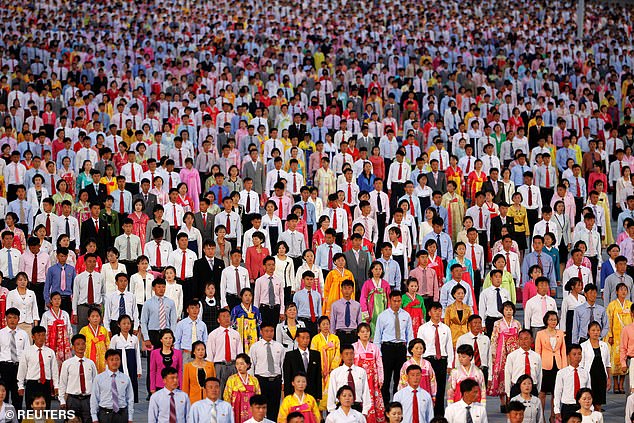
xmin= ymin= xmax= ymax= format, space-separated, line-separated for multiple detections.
xmin=241 ymin=160 xmax=266 ymax=195
xmin=133 ymin=191 xmax=158 ymax=217
xmin=344 ymin=248 xmax=372 ymax=299
xmin=426 ymin=171 xmax=447 ymax=193
xmin=194 ymin=211 xmax=215 ymax=242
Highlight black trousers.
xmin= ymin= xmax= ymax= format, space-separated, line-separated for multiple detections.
xmin=298 ymin=317 xmax=318 ymax=338
xmin=97 ymin=407 xmax=128 ymax=423
xmin=426 ymin=356 xmax=448 ymax=417
xmin=573 ymin=197 xmax=584 ymax=224
xmin=6 ymin=184 xmax=18 ymax=202
xmin=336 ymin=329 xmax=358 ymax=346
xmin=60 ymin=295 xmax=72 ymax=316
xmin=560 ymin=403 xmax=579 ymax=421
xmin=0 ymin=361 xmax=21 ymax=409
xmin=169 ymin=227 xmax=179 ymax=249
xmin=28 ymin=282 xmax=45 ymax=319
xmin=177 ymin=277 xmax=194 ymax=318
xmin=390 ymin=182 xmax=405 ymax=211
xmin=380 ymin=342 xmax=407 ymax=407
xmin=485 ymin=316 xmax=501 ymax=337
xmin=588 ymin=256 xmax=599 ymax=286
xmin=120 ymin=260 xmax=138 ymax=277
xmin=540 ymin=187 xmax=554 ymax=209
xmin=259 ymin=304 xmax=281 ymax=328
xmin=256 ymin=375 xmax=282 ymax=421
xmin=226 ymin=293 xmax=241 ymax=310
xmin=473 ymin=267 xmax=483 ymax=303
xmin=66 ymin=394 xmax=92 ymax=423
xmin=25 ymin=379 xmax=52 ymax=409
xmin=375 ymin=213 xmax=387 ymax=256
xmin=2 ymin=277 xmax=16 ymax=290
xmin=125 ymin=182 xmax=140 ymax=196
xmin=526 ymin=209 xmax=539 ymax=237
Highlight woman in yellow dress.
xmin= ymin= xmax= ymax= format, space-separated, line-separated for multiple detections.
xmin=323 ymin=253 xmax=355 ymax=316
xmin=594 ymin=180 xmax=615 ymax=246
xmin=606 ymin=283 xmax=633 ymax=393
xmin=507 ymin=191 xmax=530 ymax=255
xmin=99 ymin=164 xmax=118 ymax=194
xmin=278 ymin=373 xmax=321 ymax=423
xmin=223 ymin=353 xmax=261 ymax=423
xmin=310 ymin=316 xmax=341 ymax=411
xmin=441 ymin=180 xmax=465 ymax=243
xmin=79 ymin=306 xmax=110 ymax=373
xmin=230 ymin=288 xmax=262 ymax=354
xmin=444 ymin=284 xmax=472 ymax=346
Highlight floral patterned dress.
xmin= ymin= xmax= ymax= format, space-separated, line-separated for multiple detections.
xmin=230 ymin=304 xmax=262 ymax=354
xmin=223 ymin=373 xmax=261 ymax=423
xmin=402 ymin=292 xmax=426 ymax=335
xmin=353 ymin=341 xmax=386 ymax=423
xmin=398 ymin=356 xmax=437 ymax=401
xmin=487 ymin=318 xmax=522 ymax=396
xmin=310 ymin=332 xmax=341 ymax=410
xmin=40 ymin=307 xmax=73 ymax=369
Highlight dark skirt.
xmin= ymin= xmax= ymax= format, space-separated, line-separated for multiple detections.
xmin=589 ymin=346 xmax=607 ymax=404
xmin=513 ymin=231 xmax=528 ymax=251
xmin=541 ymin=360 xmax=558 ymax=393
xmin=268 ymin=226 xmax=279 ymax=249
xmin=118 ymin=348 xmax=139 ymax=402
xmin=558 ymin=238 xmax=569 ymax=263
xmin=565 ymin=310 xmax=575 ymax=348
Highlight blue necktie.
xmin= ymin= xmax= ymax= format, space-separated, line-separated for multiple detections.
xmin=119 ymin=293 xmax=126 ymax=317
xmin=345 ymin=301 xmax=351 ymax=327
xmin=7 ymin=250 xmax=13 ymax=279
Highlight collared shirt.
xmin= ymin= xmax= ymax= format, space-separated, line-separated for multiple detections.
xmin=444 ymin=400 xmax=487 ymax=423
xmin=331 ymin=298 xmax=362 ymax=331
xmin=174 ymin=317 xmax=209 ymax=351
xmin=0 ymin=247 xmax=20 ymax=279
xmin=572 ymin=302 xmax=609 ymax=343
xmin=293 ymin=289 xmax=323 ymax=319
xmin=111 ymin=189 xmax=133 ymax=214
xmin=521 ymin=252 xmax=556 ymax=288
xmin=478 ymin=286 xmax=511 ymax=319
xmin=278 ymin=230 xmax=306 ymax=258
xmin=456 ymin=332 xmax=492 ymax=369
xmin=422 ymin=231 xmax=454 ymax=262
xmin=214 ymin=211 xmax=242 ymax=243
xmin=253 ymin=273 xmax=285 ymax=312
xmin=148 ymin=388 xmax=190 ymax=423
xmin=418 ymin=320 xmax=454 ymax=363
xmin=17 ymin=344 xmax=59 ymax=389
xmin=90 ymin=369 xmax=134 ymax=421
xmin=524 ymin=294 xmax=558 ymax=328
xmin=58 ymin=355 xmax=98 ymax=404
xmin=188 ymin=398 xmax=233 ymax=423
xmin=374 ymin=308 xmax=414 ymax=345
xmin=52 ymin=214 xmax=81 ymax=243
xmin=326 ymin=364 xmax=372 ymax=413
xmin=249 ymin=339 xmax=285 ymax=378
xmin=6 ymin=289 xmax=39 ymax=324
xmin=164 ymin=202 xmax=185 ymax=227
xmin=377 ymin=257 xmax=402 ymax=289
xmin=440 ymin=279 xmax=474 ymax=309
xmin=140 ymin=295 xmax=178 ymax=338
xmin=219 ymin=265 xmax=250 ymax=307
xmin=113 ymin=234 xmax=143 ymax=261
xmin=392 ymin=386 xmax=434 ymax=423
xmin=72 ymin=271 xmax=106 ymax=313
xmin=103 ymin=291 xmax=139 ymax=329
xmin=0 ymin=326 xmax=29 ymax=362
xmin=553 ymin=366 xmax=591 ymax=413
xmin=504 ymin=348 xmax=542 ymax=395
xmin=205 ymin=326 xmax=243 ymax=362
xmin=143 ymin=240 xmax=173 ymax=268
xmin=168 ymin=248 xmax=197 ymax=279
xmin=44 ymin=263 xmax=77 ymax=302
xmin=19 ymin=251 xmax=50 ymax=283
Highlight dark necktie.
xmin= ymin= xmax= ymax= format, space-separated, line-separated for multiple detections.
xmin=345 ymin=301 xmax=351 ymax=327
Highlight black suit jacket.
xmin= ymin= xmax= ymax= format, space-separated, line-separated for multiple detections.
xmin=481 ymin=180 xmax=505 ymax=203
xmin=288 ymin=123 xmax=307 ymax=141
xmin=283 ymin=348 xmax=322 ymax=399
xmin=490 ymin=215 xmax=516 ymax=245
xmin=87 ymin=183 xmax=108 ymax=204
xmin=79 ymin=217 xmax=109 ymax=259
xmin=194 ymin=212 xmax=214 ymax=242
xmin=344 ymin=249 xmax=371 ymax=299
xmin=193 ymin=256 xmax=225 ymax=299
xmin=528 ymin=125 xmax=548 ymax=149
xmin=133 ymin=192 xmax=158 ymax=217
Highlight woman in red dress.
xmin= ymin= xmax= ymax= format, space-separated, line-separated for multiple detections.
xmin=130 ymin=199 xmax=150 ymax=248
xmin=312 ymin=215 xmax=331 ymax=251
xmin=466 ymin=160 xmax=487 ymax=206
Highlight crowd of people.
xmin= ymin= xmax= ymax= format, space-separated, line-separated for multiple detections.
xmin=1 ymin=0 xmax=634 ymax=422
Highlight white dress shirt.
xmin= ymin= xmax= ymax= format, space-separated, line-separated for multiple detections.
xmin=0 ymin=326 xmax=29 ymax=362
xmin=478 ymin=285 xmax=511 ymax=319
xmin=456 ymin=332 xmax=492 ymax=370
xmin=504 ymin=348 xmax=543 ymax=395
xmin=249 ymin=339 xmax=285 ymax=377
xmin=444 ymin=400 xmax=488 ymax=423
xmin=103 ymin=290 xmax=140 ymax=329
xmin=143 ymin=240 xmax=173 ymax=268
xmin=17 ymin=344 xmax=59 ymax=389
xmin=168 ymin=248 xmax=197 ymax=279
xmin=219 ymin=265 xmax=250 ymax=307
xmin=326 ymin=364 xmax=372 ymax=413
xmin=114 ymin=234 xmax=143 ymax=261
xmin=418 ymin=320 xmax=454 ymax=365
xmin=553 ymin=365 xmax=591 ymax=413
xmin=58 ymin=355 xmax=98 ymax=404
xmin=524 ymin=294 xmax=558 ymax=328
xmin=52 ymin=214 xmax=81 ymax=244
xmin=72 ymin=271 xmax=106 ymax=314
xmin=0 ymin=247 xmax=21 ymax=278
xmin=205 ymin=325 xmax=243 ymax=362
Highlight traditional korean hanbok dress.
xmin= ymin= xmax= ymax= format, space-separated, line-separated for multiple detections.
xmin=398 ymin=356 xmax=437 ymax=400
xmin=444 ymin=258 xmax=478 ymax=314
xmin=466 ymin=170 xmax=487 ymax=203
xmin=402 ymin=292 xmax=426 ymax=335
xmin=353 ymin=341 xmax=386 ymax=423
xmin=0 ymin=287 xmax=7 ymax=329
xmin=445 ymin=166 xmax=464 ymax=196
xmin=230 ymin=304 xmax=262 ymax=354
xmin=109 ymin=332 xmax=142 ymax=402
xmin=447 ymin=364 xmax=487 ymax=404
xmin=441 ymin=192 xmax=465 ymax=243
xmin=487 ymin=317 xmax=521 ymax=396
xmin=360 ymin=278 xmax=390 ymax=335
xmin=179 ymin=168 xmax=202 ymax=212
xmin=310 ymin=332 xmax=341 ymax=410
xmin=79 ymin=323 xmax=110 ymax=373
xmin=40 ymin=307 xmax=72 ymax=369
xmin=224 ymin=373 xmax=261 ymax=423
xmin=74 ymin=200 xmax=91 ymax=227
xmin=606 ymin=298 xmax=633 ymax=375
xmin=324 ymin=268 xmax=355 ymax=316
xmin=130 ymin=211 xmax=149 ymax=248
xmin=278 ymin=393 xmax=321 ymax=423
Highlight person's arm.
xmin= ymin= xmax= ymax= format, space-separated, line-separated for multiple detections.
xmin=553 ymin=371 xmax=563 ymax=416
xmin=90 ymin=375 xmax=100 ymax=422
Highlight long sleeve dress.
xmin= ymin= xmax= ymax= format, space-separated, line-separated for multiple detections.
xmin=487 ymin=318 xmax=521 ymax=396
xmin=79 ymin=323 xmax=110 ymax=373
xmin=360 ymin=278 xmax=390 ymax=334
xmin=278 ymin=393 xmax=321 ymax=423
xmin=398 ymin=356 xmax=437 ymax=400
xmin=352 ymin=341 xmax=386 ymax=423
xmin=606 ymin=298 xmax=633 ymax=375
xmin=310 ymin=332 xmax=341 ymax=410
xmin=223 ymin=373 xmax=261 ymax=423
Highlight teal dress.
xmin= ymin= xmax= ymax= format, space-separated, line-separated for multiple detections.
xmin=543 ymin=246 xmax=561 ymax=281
xmin=76 ymin=171 xmax=92 ymax=194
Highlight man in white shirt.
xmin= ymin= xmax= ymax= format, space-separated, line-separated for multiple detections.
xmin=504 ymin=329 xmax=542 ymax=398
xmin=205 ymin=309 xmax=243 ymax=393
xmin=326 ymin=344 xmax=372 ymax=413
xmin=58 ymin=334 xmax=98 ymax=422
xmin=17 ymin=325 xmax=59 ymax=408
xmin=524 ymin=277 xmax=558 ymax=335
xmin=0 ymin=307 xmax=30 ymax=409
xmin=249 ymin=324 xmax=284 ymax=421
xmin=553 ymin=344 xmax=591 ymax=421
xmin=219 ymin=249 xmax=250 ymax=310
xmin=71 ymin=254 xmax=105 ymax=328
xmin=478 ymin=269 xmax=512 ymax=336
xmin=457 ymin=315 xmax=492 ymax=382
xmin=243 ymin=394 xmax=276 ymax=423
xmin=103 ymin=273 xmax=139 ymax=336
xmin=114 ymin=218 xmax=143 ymax=274
xmin=444 ymin=379 xmax=488 ymax=423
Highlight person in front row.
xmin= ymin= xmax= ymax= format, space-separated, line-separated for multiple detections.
xmin=444 ymin=379 xmax=488 ymax=423
xmin=90 ymin=349 xmax=134 ymax=423
xmin=188 ymin=377 xmax=234 ymax=423
xmin=148 ymin=366 xmax=190 ymax=423
xmin=393 ymin=364 xmax=434 ymax=423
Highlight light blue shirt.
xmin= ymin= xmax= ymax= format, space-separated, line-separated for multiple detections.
xmin=174 ymin=317 xmax=209 ymax=350
xmin=8 ymin=199 xmax=33 ymax=233
xmin=56 ymin=148 xmax=76 ymax=169
xmin=187 ymin=398 xmax=235 ymax=423
xmin=393 ymin=386 xmax=434 ymax=423
xmin=439 ymin=279 xmax=474 ymax=309
xmin=520 ymin=251 xmax=557 ymax=288
xmin=377 ymin=257 xmax=402 ymax=289
xmin=556 ymin=147 xmax=576 ymax=172
xmin=148 ymin=388 xmax=191 ymax=423
xmin=567 ymin=176 xmax=586 ymax=200
xmin=112 ymin=189 xmax=133 ymax=214
xmin=293 ymin=289 xmax=323 ymax=319
xmin=510 ymin=163 xmax=530 ymax=187
xmin=294 ymin=200 xmax=316 ymax=229
xmin=422 ymin=231 xmax=454 ymax=262
xmin=572 ymin=302 xmax=609 ymax=343
xmin=140 ymin=295 xmax=178 ymax=338
xmin=315 ymin=243 xmax=342 ymax=270
xmin=90 ymin=369 xmax=134 ymax=421
xmin=374 ymin=308 xmax=414 ymax=345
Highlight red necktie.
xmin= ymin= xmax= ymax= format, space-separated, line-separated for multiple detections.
xmin=439 ymin=153 xmax=443 ymax=169
xmin=157 ymin=144 xmax=161 ymax=159
xmin=224 ymin=329 xmax=231 ymax=362
xmin=409 ymin=196 xmax=415 ymax=217
xmin=246 ymin=193 xmax=251 ymax=213
xmin=576 ymin=177 xmax=581 ymax=197
xmin=412 ymin=389 xmax=420 ymax=423
xmin=169 ymin=173 xmax=173 ymax=190
xmin=32 ymin=253 xmax=38 ymax=284
xmin=479 ymin=207 xmax=483 ymax=227
xmin=79 ymin=359 xmax=86 ymax=394
xmin=545 ymin=167 xmax=550 ymax=188
xmin=180 ymin=251 xmax=187 ymax=280
xmin=278 ymin=199 xmax=284 ymax=219
xmin=473 ymin=338 xmax=481 ymax=367
xmin=347 ymin=183 xmax=352 ymax=203
xmin=328 ymin=245 xmax=333 ymax=270
xmin=528 ymin=186 xmax=533 ymax=206
xmin=235 ymin=268 xmax=241 ymax=293
xmin=151 ymin=172 xmax=155 ymax=188
xmin=169 ymin=392 xmax=177 ymax=423
xmin=131 ymin=164 xmax=136 ymax=183
xmin=578 ymin=266 xmax=583 ymax=282
xmin=546 ymin=222 xmax=550 ymax=234
xmin=119 ymin=115 xmax=122 ymax=128
xmin=466 ymin=156 xmax=471 ymax=173
xmin=434 ymin=324 xmax=441 ymax=359
xmin=524 ymin=351 xmax=531 ymax=375
xmin=39 ymin=348 xmax=46 ymax=384
xmin=308 ymin=290 xmax=316 ymax=322
xmin=506 ymin=252 xmax=511 ymax=272
xmin=45 ymin=214 xmax=51 ymax=236
xmin=120 ymin=192 xmax=125 ymax=214
xmin=156 ymin=243 xmax=162 ymax=267
xmin=51 ymin=175 xmax=56 ymax=194
xmin=471 ymin=245 xmax=477 ymax=271
xmin=88 ymin=274 xmax=94 ymax=304
xmin=574 ymin=368 xmax=580 ymax=398
xmin=347 ymin=368 xmax=356 ymax=399
xmin=179 ymin=150 xmax=183 ymax=167
xmin=226 ymin=212 xmax=231 ymax=234
xmin=95 ymin=220 xmax=98 ymax=232
xmin=203 ymin=214 xmax=207 ymax=227
xmin=398 ymin=163 xmax=402 ymax=179
xmin=172 ymin=204 xmax=177 ymax=226
xmin=333 ymin=209 xmax=338 ymax=230
xmin=303 ymin=202 xmax=308 ymax=221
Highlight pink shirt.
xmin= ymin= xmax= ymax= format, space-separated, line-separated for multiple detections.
xmin=621 ymin=323 xmax=634 ymax=368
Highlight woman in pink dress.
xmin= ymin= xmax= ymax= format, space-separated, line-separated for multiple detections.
xmin=58 ymin=156 xmax=76 ymax=198
xmin=353 ymin=323 xmax=385 ymax=423
xmin=176 ymin=182 xmax=195 ymax=213
xmin=130 ymin=199 xmax=150 ymax=248
xmin=397 ymin=338 xmax=437 ymax=400
xmin=179 ymin=158 xmax=201 ymax=212
xmin=360 ymin=262 xmax=391 ymax=335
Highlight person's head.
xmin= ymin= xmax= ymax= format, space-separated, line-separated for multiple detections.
xmin=204 ymin=377 xmax=222 ymax=401
xmin=535 ymin=276 xmax=550 ymax=296
xmin=291 ymin=372 xmax=307 ymax=393
xmin=568 ymin=343 xmax=583 ymax=367
xmin=105 ymin=349 xmax=122 ymax=372
xmin=385 ymin=402 xmax=403 ymax=422
xmin=235 ymin=353 xmax=252 ymax=374
xmin=161 ymin=366 xmax=180 ymax=391
xmin=518 ymin=329 xmax=533 ymax=350
xmin=217 ymin=309 xmax=231 ymax=328
xmin=296 ymin=328 xmax=311 ymax=349
xmin=31 ymin=324 xmax=47 ymax=347
xmin=460 ymin=378 xmax=481 ymax=405
xmin=456 ymin=343 xmax=474 ymax=367
xmin=428 ymin=301 xmax=442 ymax=322
xmin=340 ymin=344 xmax=355 ymax=366
xmin=543 ymin=310 xmax=559 ymax=329
xmin=249 ymin=394 xmax=268 ymax=421
xmin=507 ymin=401 xmax=526 ymax=423
xmin=584 ymin=283 xmax=598 ymax=304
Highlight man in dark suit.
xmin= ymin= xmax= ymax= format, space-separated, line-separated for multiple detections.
xmin=481 ymin=169 xmax=505 ymax=204
xmin=344 ymin=233 xmax=371 ymax=299
xmin=426 ymin=160 xmax=447 ymax=193
xmin=132 ymin=178 xmax=158 ymax=217
xmin=528 ymin=115 xmax=548 ymax=149
xmin=490 ymin=201 xmax=516 ymax=246
xmin=194 ymin=198 xmax=215 ymax=243
xmin=241 ymin=148 xmax=266 ymax=194
xmin=86 ymin=170 xmax=107 ymax=204
xmin=282 ymin=328 xmax=322 ymax=401
xmin=79 ymin=202 xmax=109 ymax=260
xmin=193 ymin=239 xmax=225 ymax=299
xmin=288 ymin=114 xmax=307 ymax=141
